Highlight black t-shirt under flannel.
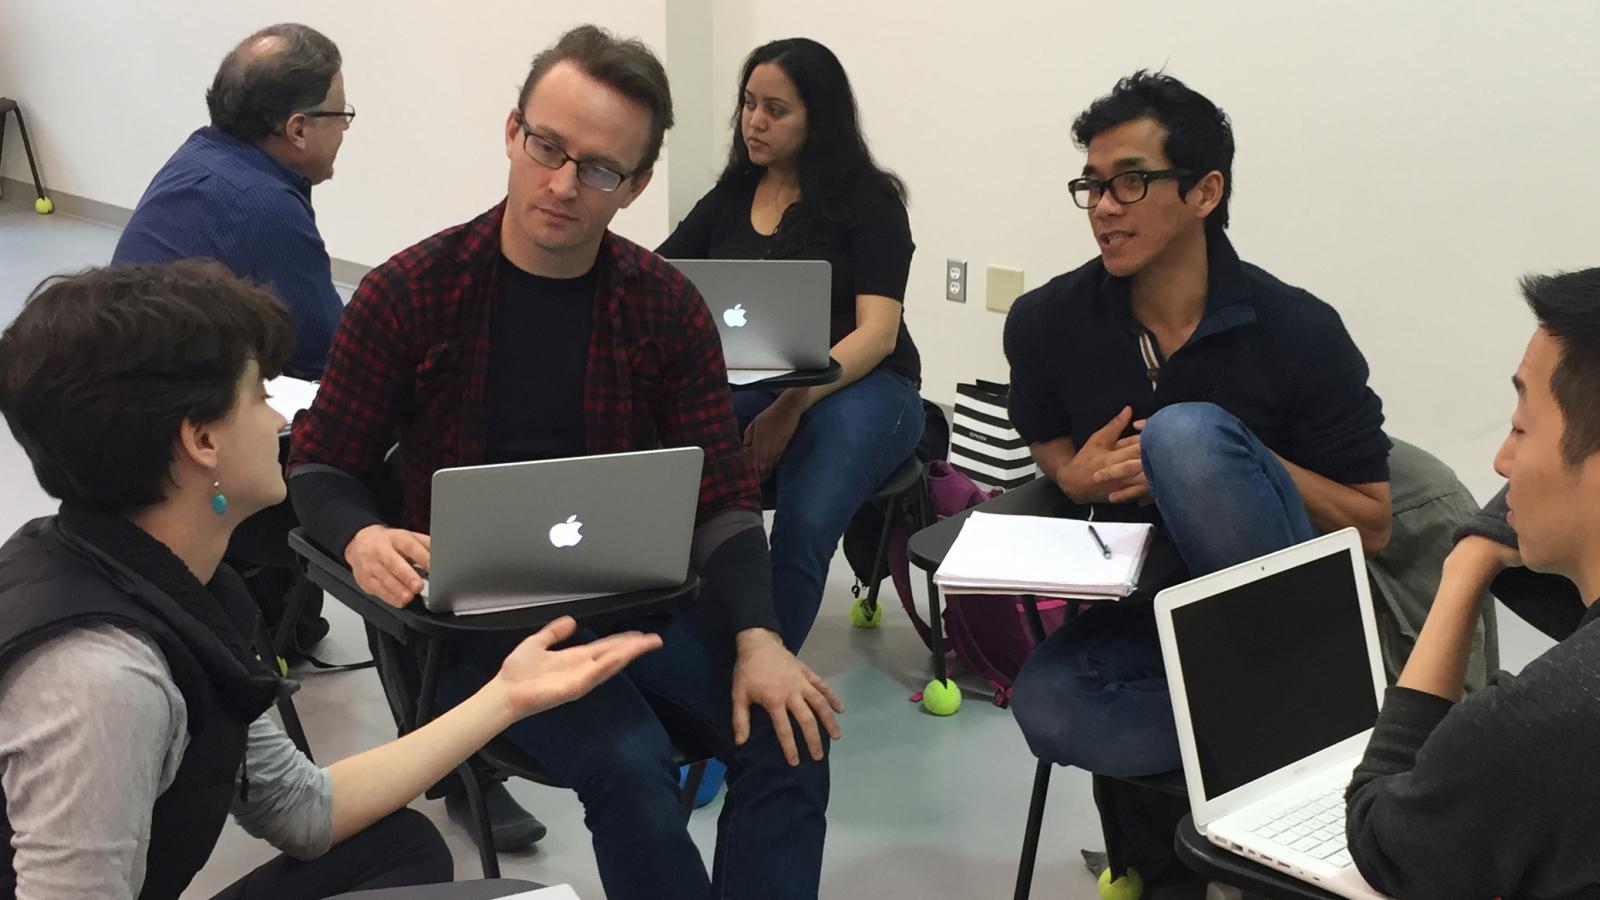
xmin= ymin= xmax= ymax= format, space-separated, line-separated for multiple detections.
xmin=485 ymin=254 xmax=595 ymax=464
xmin=1003 ymin=231 xmax=1390 ymax=493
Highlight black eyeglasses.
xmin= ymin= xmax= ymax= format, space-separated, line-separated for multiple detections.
xmin=1068 ymin=169 xmax=1189 ymax=209
xmin=515 ymin=114 xmax=631 ymax=192
xmin=301 ymin=103 xmax=356 ymax=124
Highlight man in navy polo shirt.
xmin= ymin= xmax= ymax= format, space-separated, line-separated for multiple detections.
xmin=113 ymin=23 xmax=349 ymax=380
xmin=111 ymin=20 xmax=356 ymax=721
xmin=1005 ymin=71 xmax=1392 ymax=801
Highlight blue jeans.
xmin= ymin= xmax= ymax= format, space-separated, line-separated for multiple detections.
xmin=439 ymin=603 xmax=829 ymax=900
xmin=1009 ymin=402 xmax=1318 ymax=777
xmin=734 ymin=367 xmax=925 ymax=651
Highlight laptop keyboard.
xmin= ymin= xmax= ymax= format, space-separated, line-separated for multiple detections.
xmin=1240 ymin=786 xmax=1353 ymax=868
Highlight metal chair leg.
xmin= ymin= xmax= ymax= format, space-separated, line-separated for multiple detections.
xmin=1023 ymin=596 xmax=1049 ymax=644
xmin=276 ymin=695 xmax=314 ymax=761
xmin=1094 ymin=773 xmax=1129 ymax=880
xmin=13 ymin=107 xmax=46 ymax=201
xmin=1013 ymin=759 xmax=1053 ymax=900
xmin=253 ymin=624 xmax=315 ymax=761
xmin=863 ymin=491 xmax=901 ymax=616
xmin=415 ymin=640 xmax=443 ymax=725
xmin=680 ymin=759 xmax=708 ymax=814
xmin=457 ymin=760 xmax=501 ymax=878
xmin=270 ymin=573 xmax=318 ymax=660
xmin=921 ymin=484 xmax=949 ymax=687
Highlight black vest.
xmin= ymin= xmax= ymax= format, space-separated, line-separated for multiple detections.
xmin=0 ymin=516 xmax=280 ymax=900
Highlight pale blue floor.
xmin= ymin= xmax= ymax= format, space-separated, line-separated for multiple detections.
xmin=0 ymin=188 xmax=1556 ymax=899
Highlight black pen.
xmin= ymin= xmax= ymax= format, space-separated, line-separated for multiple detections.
xmin=1087 ymin=523 xmax=1112 ymax=559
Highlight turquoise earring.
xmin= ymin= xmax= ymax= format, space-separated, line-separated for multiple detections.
xmin=211 ymin=480 xmax=229 ymax=517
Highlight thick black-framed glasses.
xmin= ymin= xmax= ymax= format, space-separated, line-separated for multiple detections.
xmin=515 ymin=113 xmax=631 ymax=192
xmin=301 ymin=103 xmax=356 ymax=123
xmin=1068 ymin=169 xmax=1190 ymax=209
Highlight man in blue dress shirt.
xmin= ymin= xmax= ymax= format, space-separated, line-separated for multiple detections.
xmin=113 ymin=23 xmax=350 ymax=378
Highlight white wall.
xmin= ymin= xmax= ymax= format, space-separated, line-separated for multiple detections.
xmin=664 ymin=0 xmax=718 ymax=224
xmin=5 ymin=2 xmax=1599 ymax=498
xmin=0 ymin=0 xmax=673 ymax=263
xmin=710 ymin=1 xmax=1600 ymax=498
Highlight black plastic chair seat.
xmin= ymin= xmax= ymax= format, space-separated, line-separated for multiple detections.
xmin=761 ymin=453 xmax=925 ymax=510
xmin=285 ymin=526 xmax=711 ymax=878
xmin=874 ymin=455 xmax=925 ymax=500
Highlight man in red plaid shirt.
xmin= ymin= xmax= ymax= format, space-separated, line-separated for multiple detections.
xmin=288 ymin=26 xmax=839 ymax=900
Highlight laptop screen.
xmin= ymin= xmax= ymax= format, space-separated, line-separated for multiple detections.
xmin=1170 ymin=546 xmax=1380 ymax=800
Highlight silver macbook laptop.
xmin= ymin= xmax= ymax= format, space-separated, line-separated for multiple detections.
xmin=1154 ymin=528 xmax=1390 ymax=900
xmin=667 ymin=259 xmax=832 ymax=372
xmin=421 ymin=447 xmax=704 ymax=615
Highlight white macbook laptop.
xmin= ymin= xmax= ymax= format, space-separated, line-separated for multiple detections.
xmin=420 ymin=447 xmax=704 ymax=615
xmin=667 ymin=259 xmax=832 ymax=376
xmin=1154 ymin=528 xmax=1390 ymax=900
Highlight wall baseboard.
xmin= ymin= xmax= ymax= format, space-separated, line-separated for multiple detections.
xmin=2 ymin=176 xmax=372 ymax=288
xmin=3 ymin=176 xmax=132 ymax=229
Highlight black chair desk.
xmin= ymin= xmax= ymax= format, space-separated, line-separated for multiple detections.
xmin=728 ymin=357 xmax=841 ymax=392
xmin=903 ymin=477 xmax=1191 ymax=899
xmin=904 ymin=477 xmax=1128 ymax=714
xmin=287 ymin=528 xmax=708 ymax=878
xmin=1175 ymin=815 xmax=1346 ymax=899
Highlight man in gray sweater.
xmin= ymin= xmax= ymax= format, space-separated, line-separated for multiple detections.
xmin=1345 ymin=266 xmax=1600 ymax=899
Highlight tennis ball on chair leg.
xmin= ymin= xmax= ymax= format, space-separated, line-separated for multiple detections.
xmin=35 ymin=196 xmax=54 ymax=215
xmin=848 ymin=597 xmax=883 ymax=628
xmin=921 ymin=677 xmax=962 ymax=716
xmin=1097 ymin=865 xmax=1143 ymax=900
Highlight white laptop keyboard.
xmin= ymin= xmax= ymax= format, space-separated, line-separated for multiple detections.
xmin=1239 ymin=786 xmax=1353 ymax=868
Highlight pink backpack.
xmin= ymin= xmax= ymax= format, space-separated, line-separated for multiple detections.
xmin=884 ymin=462 xmax=1072 ymax=708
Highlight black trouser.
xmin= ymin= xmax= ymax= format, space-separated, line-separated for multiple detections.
xmin=207 ymin=808 xmax=453 ymax=899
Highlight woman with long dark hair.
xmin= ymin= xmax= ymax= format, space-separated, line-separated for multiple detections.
xmin=659 ymin=37 xmax=924 ymax=651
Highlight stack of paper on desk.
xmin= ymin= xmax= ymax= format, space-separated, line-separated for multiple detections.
xmin=934 ymin=512 xmax=1153 ymax=599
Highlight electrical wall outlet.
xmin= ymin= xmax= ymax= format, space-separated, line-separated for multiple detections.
xmin=945 ymin=258 xmax=967 ymax=302
xmin=987 ymin=265 xmax=1024 ymax=314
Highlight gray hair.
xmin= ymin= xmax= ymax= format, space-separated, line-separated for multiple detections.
xmin=206 ymin=23 xmax=341 ymax=143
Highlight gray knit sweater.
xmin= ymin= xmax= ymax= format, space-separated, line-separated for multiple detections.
xmin=1346 ymin=485 xmax=1600 ymax=898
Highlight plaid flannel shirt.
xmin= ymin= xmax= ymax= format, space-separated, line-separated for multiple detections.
xmin=288 ymin=201 xmax=761 ymax=538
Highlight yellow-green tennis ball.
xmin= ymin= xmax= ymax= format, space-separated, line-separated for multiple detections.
xmin=1097 ymin=865 xmax=1143 ymax=900
xmin=922 ymin=678 xmax=962 ymax=716
xmin=35 ymin=196 xmax=55 ymax=215
xmin=849 ymin=598 xmax=883 ymax=628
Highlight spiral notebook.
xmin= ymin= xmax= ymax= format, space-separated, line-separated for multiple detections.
xmin=934 ymin=512 xmax=1153 ymax=599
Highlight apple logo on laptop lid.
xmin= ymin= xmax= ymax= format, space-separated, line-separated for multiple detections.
xmin=548 ymin=514 xmax=584 ymax=549
xmin=723 ymin=304 xmax=748 ymax=328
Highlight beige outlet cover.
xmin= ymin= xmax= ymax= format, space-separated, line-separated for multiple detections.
xmin=986 ymin=265 xmax=1024 ymax=313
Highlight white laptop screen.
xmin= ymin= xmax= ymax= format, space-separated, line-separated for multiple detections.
xmin=1169 ymin=547 xmax=1379 ymax=800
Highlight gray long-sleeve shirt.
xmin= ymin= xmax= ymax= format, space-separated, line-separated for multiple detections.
xmin=1345 ymin=601 xmax=1600 ymax=899
xmin=0 ymin=624 xmax=333 ymax=899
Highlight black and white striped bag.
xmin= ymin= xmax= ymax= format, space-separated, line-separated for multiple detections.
xmin=949 ymin=380 xmax=1038 ymax=491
